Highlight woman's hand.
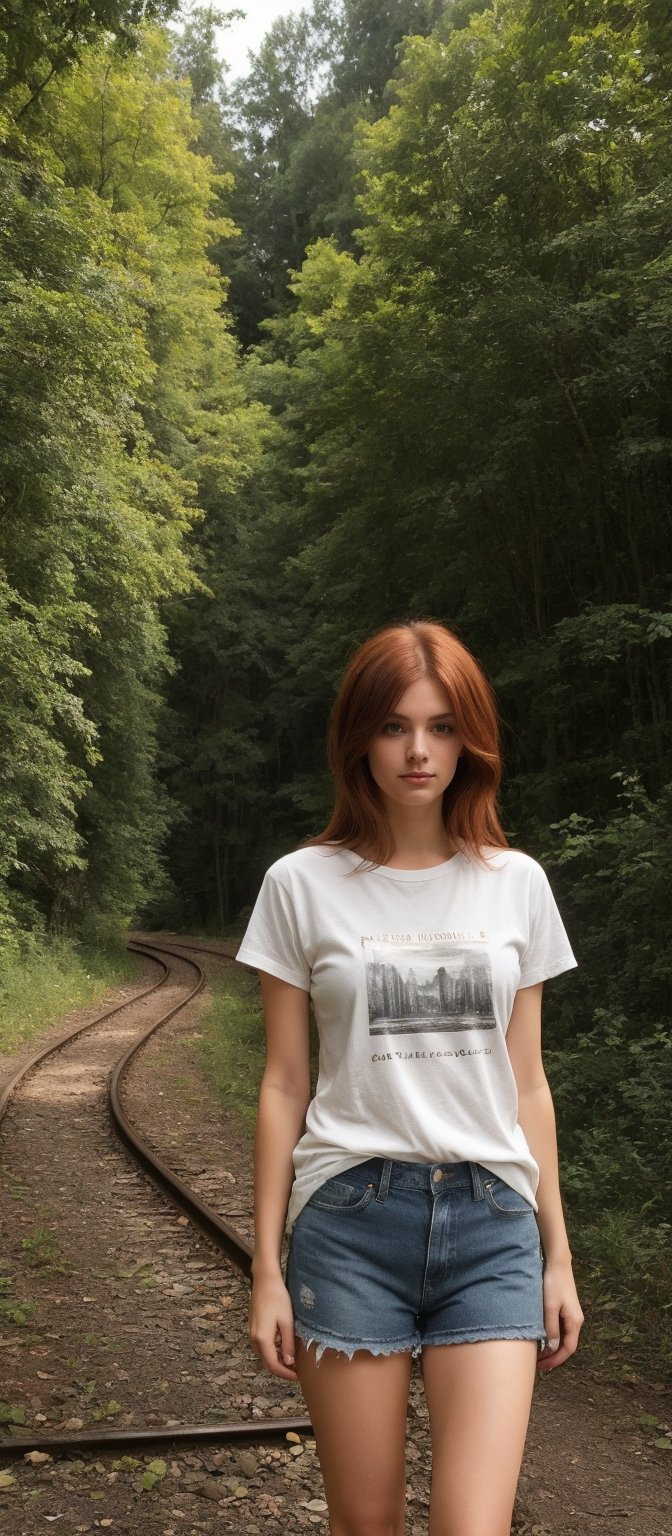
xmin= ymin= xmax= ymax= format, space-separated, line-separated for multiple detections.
xmin=537 ymin=1259 xmax=584 ymax=1371
xmin=249 ymin=1270 xmax=298 ymax=1381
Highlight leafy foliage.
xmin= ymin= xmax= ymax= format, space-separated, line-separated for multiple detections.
xmin=0 ymin=19 xmax=263 ymax=941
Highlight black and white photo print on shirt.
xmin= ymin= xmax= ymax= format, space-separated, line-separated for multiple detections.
xmin=363 ymin=939 xmax=496 ymax=1036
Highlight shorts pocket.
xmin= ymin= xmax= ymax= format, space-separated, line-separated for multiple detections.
xmin=483 ymin=1176 xmax=534 ymax=1217
xmin=306 ymin=1175 xmax=375 ymax=1213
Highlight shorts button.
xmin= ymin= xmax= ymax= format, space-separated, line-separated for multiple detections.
xmin=432 ymin=1169 xmax=444 ymax=1183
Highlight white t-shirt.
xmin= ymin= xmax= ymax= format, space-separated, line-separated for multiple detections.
xmin=236 ymin=843 xmax=578 ymax=1234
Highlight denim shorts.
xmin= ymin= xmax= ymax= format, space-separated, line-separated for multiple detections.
xmin=285 ymin=1157 xmax=545 ymax=1363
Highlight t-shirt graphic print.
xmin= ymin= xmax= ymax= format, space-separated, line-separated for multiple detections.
xmin=235 ymin=842 xmax=578 ymax=1234
xmin=364 ymin=939 xmax=496 ymax=1035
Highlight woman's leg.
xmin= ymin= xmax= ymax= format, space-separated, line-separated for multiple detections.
xmin=295 ymin=1337 xmax=413 ymax=1536
xmin=422 ymin=1339 xmax=538 ymax=1536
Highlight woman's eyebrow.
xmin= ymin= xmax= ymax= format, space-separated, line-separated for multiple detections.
xmin=387 ymin=711 xmax=456 ymax=721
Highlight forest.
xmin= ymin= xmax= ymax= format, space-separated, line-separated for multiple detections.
xmin=0 ymin=0 xmax=670 ymax=1370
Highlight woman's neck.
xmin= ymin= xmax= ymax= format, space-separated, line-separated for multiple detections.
xmin=363 ymin=807 xmax=460 ymax=870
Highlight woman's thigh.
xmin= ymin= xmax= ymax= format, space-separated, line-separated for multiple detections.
xmin=422 ymin=1338 xmax=538 ymax=1536
xmin=295 ymin=1337 xmax=412 ymax=1536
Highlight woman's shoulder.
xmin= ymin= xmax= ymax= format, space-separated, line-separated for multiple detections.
xmin=477 ymin=844 xmax=545 ymax=877
xmin=262 ymin=842 xmax=350 ymax=886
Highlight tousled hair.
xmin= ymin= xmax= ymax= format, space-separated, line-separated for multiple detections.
xmin=305 ymin=620 xmax=510 ymax=869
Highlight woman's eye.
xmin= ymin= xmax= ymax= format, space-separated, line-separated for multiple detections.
xmin=382 ymin=722 xmax=403 ymax=734
xmin=433 ymin=723 xmax=455 ymax=735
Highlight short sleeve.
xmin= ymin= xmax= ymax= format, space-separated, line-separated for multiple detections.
xmin=518 ymin=861 xmax=578 ymax=988
xmin=235 ymin=867 xmax=311 ymax=991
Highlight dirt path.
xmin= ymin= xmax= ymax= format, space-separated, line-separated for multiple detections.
xmin=1 ymin=939 xmax=670 ymax=1536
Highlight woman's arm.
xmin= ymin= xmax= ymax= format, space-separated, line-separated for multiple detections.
xmin=249 ymin=970 xmax=311 ymax=1380
xmin=506 ymin=981 xmax=584 ymax=1371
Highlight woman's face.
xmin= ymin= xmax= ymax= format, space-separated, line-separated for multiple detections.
xmin=366 ymin=676 xmax=464 ymax=812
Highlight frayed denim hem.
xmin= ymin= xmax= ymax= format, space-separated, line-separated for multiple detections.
xmin=294 ymin=1321 xmax=545 ymax=1364
xmin=421 ymin=1327 xmax=546 ymax=1348
xmin=293 ymin=1320 xmax=422 ymax=1365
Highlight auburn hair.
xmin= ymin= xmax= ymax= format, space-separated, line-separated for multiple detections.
xmin=305 ymin=620 xmax=510 ymax=869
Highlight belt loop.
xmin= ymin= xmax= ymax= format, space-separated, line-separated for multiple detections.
xmin=469 ymin=1162 xmax=485 ymax=1201
xmin=376 ymin=1158 xmax=393 ymax=1203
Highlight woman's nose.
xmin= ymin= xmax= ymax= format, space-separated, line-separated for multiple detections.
xmin=407 ymin=733 xmax=429 ymax=760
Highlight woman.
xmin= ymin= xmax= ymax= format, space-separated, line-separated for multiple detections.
xmin=236 ymin=620 xmax=584 ymax=1536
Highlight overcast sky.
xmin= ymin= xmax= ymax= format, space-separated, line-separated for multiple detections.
xmin=216 ymin=1 xmax=305 ymax=80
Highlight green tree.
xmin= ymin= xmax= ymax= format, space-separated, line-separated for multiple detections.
xmin=219 ymin=0 xmax=444 ymax=340
xmin=0 ymin=21 xmax=263 ymax=940
xmin=0 ymin=0 xmax=180 ymax=118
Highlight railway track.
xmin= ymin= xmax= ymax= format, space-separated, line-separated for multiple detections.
xmin=0 ymin=935 xmax=311 ymax=1458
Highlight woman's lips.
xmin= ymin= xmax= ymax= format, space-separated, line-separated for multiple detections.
xmin=401 ymin=773 xmax=434 ymax=782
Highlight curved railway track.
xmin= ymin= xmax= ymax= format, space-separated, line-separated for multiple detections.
xmin=0 ymin=935 xmax=312 ymax=1458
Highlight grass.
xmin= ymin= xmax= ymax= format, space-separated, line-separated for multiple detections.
xmin=0 ymin=1287 xmax=36 ymax=1328
xmin=569 ymin=1207 xmax=672 ymax=1385
xmin=0 ymin=1261 xmax=36 ymax=1329
xmin=0 ymin=929 xmax=141 ymax=1055
xmin=197 ymin=952 xmax=320 ymax=1138
xmin=0 ymin=1165 xmax=29 ymax=1200
xmin=197 ymin=965 xmax=267 ymax=1136
xmin=20 ymin=1227 xmax=72 ymax=1274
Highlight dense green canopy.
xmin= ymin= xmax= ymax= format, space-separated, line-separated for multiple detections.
xmin=0 ymin=14 xmax=263 ymax=944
